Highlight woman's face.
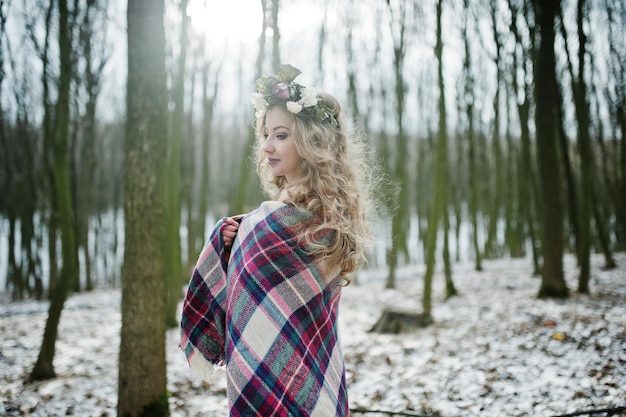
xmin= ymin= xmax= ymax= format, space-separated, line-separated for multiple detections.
xmin=261 ymin=106 xmax=302 ymax=182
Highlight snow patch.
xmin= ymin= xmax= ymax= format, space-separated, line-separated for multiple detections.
xmin=1 ymin=253 xmax=625 ymax=416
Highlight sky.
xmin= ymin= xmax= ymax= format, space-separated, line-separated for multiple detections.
xmin=101 ymin=0 xmax=331 ymax=122
xmin=186 ymin=0 xmax=263 ymax=47
xmin=7 ymin=0 xmax=610 ymax=136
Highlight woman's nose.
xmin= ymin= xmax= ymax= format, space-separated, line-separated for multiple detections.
xmin=261 ymin=137 xmax=273 ymax=153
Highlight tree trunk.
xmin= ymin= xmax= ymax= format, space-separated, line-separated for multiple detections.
xmin=118 ymin=0 xmax=169 ymax=415
xmin=34 ymin=0 xmax=60 ymax=295
xmin=271 ymin=0 xmax=280 ymax=68
xmin=0 ymin=7 xmax=10 ymax=294
xmin=572 ymin=0 xmax=593 ymax=293
xmin=504 ymin=105 xmax=523 ymax=257
xmin=422 ymin=0 xmax=448 ymax=319
xmin=15 ymin=101 xmax=39 ymax=299
xmin=602 ymin=0 xmax=626 ymax=250
xmin=182 ymin=53 xmax=196 ymax=273
xmin=231 ymin=0 xmax=271 ymax=215
xmin=75 ymin=0 xmax=106 ymax=292
xmin=594 ymin=108 xmax=618 ymax=268
xmin=369 ymin=308 xmax=433 ymax=334
xmin=345 ymin=11 xmax=361 ymax=127
xmin=509 ymin=0 xmax=542 ymax=275
xmin=484 ymin=0 xmax=504 ymax=260
xmin=443 ymin=209 xmax=457 ymax=298
xmin=555 ymin=13 xmax=582 ymax=264
xmin=385 ymin=0 xmax=410 ymax=290
xmin=462 ymin=0 xmax=482 ymax=271
xmin=532 ymin=0 xmax=568 ymax=299
xmin=164 ymin=0 xmax=187 ymax=329
xmin=29 ymin=0 xmax=78 ymax=381
xmin=196 ymin=54 xmax=218 ymax=263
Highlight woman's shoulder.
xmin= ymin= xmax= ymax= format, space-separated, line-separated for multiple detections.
xmin=240 ymin=200 xmax=289 ymax=225
xmin=260 ymin=200 xmax=289 ymax=211
xmin=246 ymin=200 xmax=314 ymax=228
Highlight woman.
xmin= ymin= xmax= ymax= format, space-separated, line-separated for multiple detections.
xmin=181 ymin=64 xmax=375 ymax=416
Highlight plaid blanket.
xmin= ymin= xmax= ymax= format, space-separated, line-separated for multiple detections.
xmin=180 ymin=201 xmax=348 ymax=416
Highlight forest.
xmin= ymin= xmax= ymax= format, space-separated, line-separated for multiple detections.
xmin=0 ymin=0 xmax=625 ymax=416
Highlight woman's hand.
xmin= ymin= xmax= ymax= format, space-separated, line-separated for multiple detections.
xmin=222 ymin=216 xmax=242 ymax=248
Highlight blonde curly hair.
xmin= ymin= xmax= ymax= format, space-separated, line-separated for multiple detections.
xmin=255 ymin=92 xmax=375 ymax=283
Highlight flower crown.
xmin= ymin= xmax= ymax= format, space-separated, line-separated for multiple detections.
xmin=252 ymin=64 xmax=338 ymax=128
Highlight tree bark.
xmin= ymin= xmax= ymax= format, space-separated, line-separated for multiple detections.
xmin=422 ymin=0 xmax=449 ymax=318
xmin=484 ymin=0 xmax=504 ymax=260
xmin=572 ymin=0 xmax=593 ymax=292
xmin=369 ymin=308 xmax=433 ymax=334
xmin=509 ymin=0 xmax=542 ymax=275
xmin=385 ymin=0 xmax=411 ymax=290
xmin=29 ymin=0 xmax=78 ymax=381
xmin=231 ymin=0 xmax=271 ymax=215
xmin=602 ymin=0 xmax=626 ymax=250
xmin=196 ymin=53 xmax=218 ymax=263
xmin=164 ymin=0 xmax=187 ymax=328
xmin=271 ymin=0 xmax=281 ymax=69
xmin=118 ymin=0 xmax=169 ymax=415
xmin=532 ymin=0 xmax=568 ymax=299
xmin=443 ymin=210 xmax=457 ymax=298
xmin=462 ymin=0 xmax=482 ymax=272
xmin=75 ymin=0 xmax=107 ymax=292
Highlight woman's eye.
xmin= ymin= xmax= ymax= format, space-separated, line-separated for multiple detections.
xmin=276 ymin=133 xmax=287 ymax=140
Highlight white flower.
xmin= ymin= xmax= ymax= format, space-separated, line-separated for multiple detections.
xmin=299 ymin=86 xmax=318 ymax=107
xmin=252 ymin=93 xmax=267 ymax=112
xmin=286 ymin=101 xmax=303 ymax=114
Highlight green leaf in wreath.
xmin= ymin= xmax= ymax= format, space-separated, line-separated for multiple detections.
xmin=276 ymin=64 xmax=302 ymax=84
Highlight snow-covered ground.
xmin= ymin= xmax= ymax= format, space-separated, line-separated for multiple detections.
xmin=1 ymin=253 xmax=625 ymax=417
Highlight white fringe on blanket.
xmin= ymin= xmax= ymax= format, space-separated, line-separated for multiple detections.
xmin=188 ymin=346 xmax=218 ymax=381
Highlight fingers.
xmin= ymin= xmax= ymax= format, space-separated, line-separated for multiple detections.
xmin=222 ymin=216 xmax=240 ymax=226
xmin=223 ymin=226 xmax=237 ymax=239
xmin=222 ymin=217 xmax=241 ymax=248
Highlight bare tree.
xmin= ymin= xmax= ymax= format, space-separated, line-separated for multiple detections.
xmin=461 ymin=0 xmax=483 ymax=271
xmin=23 ymin=0 xmax=59 ymax=293
xmin=73 ymin=0 xmax=109 ymax=291
xmin=562 ymin=0 xmax=613 ymax=291
xmin=532 ymin=0 xmax=568 ymax=299
xmin=344 ymin=0 xmax=362 ymax=128
xmin=508 ymin=0 xmax=541 ymax=275
xmin=385 ymin=0 xmax=412 ymax=290
xmin=29 ymin=0 xmax=79 ymax=381
xmin=6 ymin=44 xmax=43 ymax=300
xmin=271 ymin=0 xmax=280 ymax=68
xmin=118 ymin=0 xmax=169 ymax=415
xmin=0 ymin=0 xmax=6 ymax=199
xmin=195 ymin=48 xmax=220 ymax=262
xmin=422 ymin=0 xmax=451 ymax=319
xmin=600 ymin=0 xmax=626 ymax=250
xmin=164 ymin=0 xmax=188 ymax=328
xmin=1 ymin=4 xmax=44 ymax=300
xmin=231 ymin=0 xmax=278 ymax=215
xmin=483 ymin=0 xmax=505 ymax=260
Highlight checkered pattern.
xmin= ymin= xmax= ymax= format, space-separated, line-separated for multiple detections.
xmin=181 ymin=201 xmax=348 ymax=416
